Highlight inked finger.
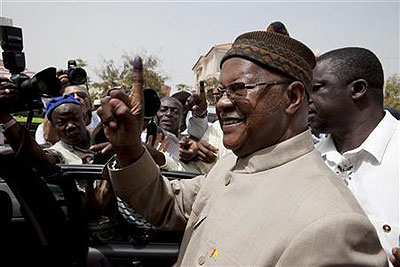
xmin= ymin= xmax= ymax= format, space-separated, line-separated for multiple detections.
xmin=130 ymin=56 xmax=144 ymax=116
xmin=199 ymin=80 xmax=205 ymax=97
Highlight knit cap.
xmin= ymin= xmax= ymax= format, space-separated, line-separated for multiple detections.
xmin=46 ymin=94 xmax=82 ymax=122
xmin=221 ymin=21 xmax=316 ymax=91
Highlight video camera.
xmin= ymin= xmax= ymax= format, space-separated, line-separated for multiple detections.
xmin=0 ymin=25 xmax=61 ymax=111
xmin=60 ymin=59 xmax=87 ymax=86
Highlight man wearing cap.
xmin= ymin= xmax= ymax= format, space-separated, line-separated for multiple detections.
xmin=0 ymin=94 xmax=93 ymax=167
xmin=99 ymin=22 xmax=387 ymax=266
xmin=0 ymin=93 xmax=113 ymax=239
xmin=43 ymin=94 xmax=95 ymax=164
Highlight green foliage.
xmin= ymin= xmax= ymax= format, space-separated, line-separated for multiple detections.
xmin=75 ymin=58 xmax=87 ymax=68
xmin=384 ymin=74 xmax=400 ymax=110
xmin=175 ymin=83 xmax=190 ymax=91
xmin=14 ymin=115 xmax=44 ymax=124
xmin=91 ymin=52 xmax=168 ymax=98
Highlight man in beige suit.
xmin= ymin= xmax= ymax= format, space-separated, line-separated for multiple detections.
xmin=98 ymin=22 xmax=387 ymax=266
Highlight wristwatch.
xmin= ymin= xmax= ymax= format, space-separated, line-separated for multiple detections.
xmin=194 ymin=111 xmax=208 ymax=119
xmin=0 ymin=118 xmax=17 ymax=132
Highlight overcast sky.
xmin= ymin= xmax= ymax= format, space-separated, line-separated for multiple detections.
xmin=0 ymin=1 xmax=399 ymax=93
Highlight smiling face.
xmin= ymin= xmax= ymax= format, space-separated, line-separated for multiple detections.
xmin=156 ymin=97 xmax=183 ymax=136
xmin=51 ymin=103 xmax=88 ymax=146
xmin=217 ymin=57 xmax=291 ymax=157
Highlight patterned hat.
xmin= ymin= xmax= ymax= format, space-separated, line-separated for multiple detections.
xmin=221 ymin=21 xmax=316 ymax=91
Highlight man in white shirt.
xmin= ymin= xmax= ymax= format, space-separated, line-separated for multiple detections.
xmin=308 ymin=47 xmax=400 ymax=265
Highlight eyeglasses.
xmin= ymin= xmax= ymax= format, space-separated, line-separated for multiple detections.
xmin=212 ymin=81 xmax=292 ymax=100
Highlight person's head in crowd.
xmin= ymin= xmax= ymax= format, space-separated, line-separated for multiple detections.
xmin=63 ymin=84 xmax=92 ymax=125
xmin=171 ymin=91 xmax=191 ymax=132
xmin=46 ymin=95 xmax=88 ymax=147
xmin=308 ymin=47 xmax=384 ymax=135
xmin=217 ymin=21 xmax=315 ymax=157
xmin=156 ymin=96 xmax=183 ymax=137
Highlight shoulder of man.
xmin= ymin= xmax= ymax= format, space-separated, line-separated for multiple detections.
xmin=276 ymin=212 xmax=388 ymax=266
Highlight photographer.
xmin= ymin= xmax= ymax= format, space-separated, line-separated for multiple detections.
xmin=35 ymin=67 xmax=99 ymax=146
xmin=0 ymin=85 xmax=114 ymax=238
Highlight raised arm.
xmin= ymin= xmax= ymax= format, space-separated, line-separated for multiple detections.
xmin=99 ymin=57 xmax=205 ymax=230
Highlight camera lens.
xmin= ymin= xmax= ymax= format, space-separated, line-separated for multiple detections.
xmin=69 ymin=67 xmax=87 ymax=85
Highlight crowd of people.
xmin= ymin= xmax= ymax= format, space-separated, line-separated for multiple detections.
xmin=0 ymin=20 xmax=399 ymax=266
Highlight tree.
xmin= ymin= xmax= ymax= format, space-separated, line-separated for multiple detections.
xmin=384 ymin=74 xmax=400 ymax=110
xmin=91 ymin=52 xmax=168 ymax=98
xmin=175 ymin=83 xmax=191 ymax=92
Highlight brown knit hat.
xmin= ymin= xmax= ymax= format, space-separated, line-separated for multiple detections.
xmin=221 ymin=22 xmax=316 ymax=91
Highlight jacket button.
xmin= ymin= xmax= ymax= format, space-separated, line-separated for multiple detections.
xmin=198 ymin=255 xmax=206 ymax=265
xmin=382 ymin=224 xmax=391 ymax=233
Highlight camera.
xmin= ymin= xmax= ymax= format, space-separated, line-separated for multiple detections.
xmin=61 ymin=59 xmax=87 ymax=85
xmin=0 ymin=25 xmax=61 ymax=111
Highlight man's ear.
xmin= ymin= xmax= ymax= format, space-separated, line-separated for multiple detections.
xmin=349 ymin=79 xmax=368 ymax=100
xmin=285 ymin=81 xmax=305 ymax=115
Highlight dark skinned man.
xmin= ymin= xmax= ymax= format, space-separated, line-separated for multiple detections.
xmin=309 ymin=47 xmax=399 ymax=266
xmin=99 ymin=22 xmax=387 ymax=266
xmin=0 ymin=94 xmax=113 ymax=241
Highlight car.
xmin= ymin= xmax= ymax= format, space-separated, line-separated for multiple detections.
xmin=0 ymin=152 xmax=198 ymax=267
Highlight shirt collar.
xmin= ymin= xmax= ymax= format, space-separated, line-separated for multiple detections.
xmin=357 ymin=110 xmax=398 ymax=163
xmin=234 ymin=130 xmax=315 ymax=173
xmin=317 ymin=111 xmax=398 ymax=164
xmin=316 ymin=136 xmax=343 ymax=165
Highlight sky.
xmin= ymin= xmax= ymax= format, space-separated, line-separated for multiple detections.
xmin=0 ymin=1 xmax=399 ymax=94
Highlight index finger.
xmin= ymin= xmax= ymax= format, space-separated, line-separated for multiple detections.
xmin=199 ymin=80 xmax=205 ymax=98
xmin=130 ymin=56 xmax=144 ymax=115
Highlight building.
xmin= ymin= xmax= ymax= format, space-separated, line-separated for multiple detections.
xmin=192 ymin=43 xmax=232 ymax=87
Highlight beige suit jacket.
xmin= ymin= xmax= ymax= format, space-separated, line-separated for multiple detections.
xmin=107 ymin=131 xmax=387 ymax=266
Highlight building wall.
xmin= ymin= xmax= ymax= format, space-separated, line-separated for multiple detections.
xmin=192 ymin=44 xmax=231 ymax=87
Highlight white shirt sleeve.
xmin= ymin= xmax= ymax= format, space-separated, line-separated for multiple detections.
xmin=35 ymin=123 xmax=47 ymax=145
xmin=186 ymin=111 xmax=209 ymax=140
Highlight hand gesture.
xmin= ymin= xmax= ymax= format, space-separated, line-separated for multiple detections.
xmin=97 ymin=56 xmax=144 ymax=167
xmin=179 ymin=137 xmax=199 ymax=163
xmin=195 ymin=140 xmax=218 ymax=164
xmin=84 ymin=180 xmax=113 ymax=218
xmin=146 ymin=131 xmax=171 ymax=153
xmin=391 ymin=247 xmax=400 ymax=266
xmin=56 ymin=69 xmax=70 ymax=88
xmin=0 ymin=77 xmax=21 ymax=114
xmin=186 ymin=81 xmax=207 ymax=117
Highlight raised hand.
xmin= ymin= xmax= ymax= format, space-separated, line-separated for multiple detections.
xmin=97 ymin=56 xmax=145 ymax=167
xmin=391 ymin=247 xmax=400 ymax=266
xmin=0 ymin=77 xmax=21 ymax=114
xmin=187 ymin=81 xmax=208 ymax=117
xmin=195 ymin=140 xmax=218 ymax=164
xmin=179 ymin=137 xmax=199 ymax=163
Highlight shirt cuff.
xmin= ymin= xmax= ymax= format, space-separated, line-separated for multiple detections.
xmin=106 ymin=147 xmax=161 ymax=193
